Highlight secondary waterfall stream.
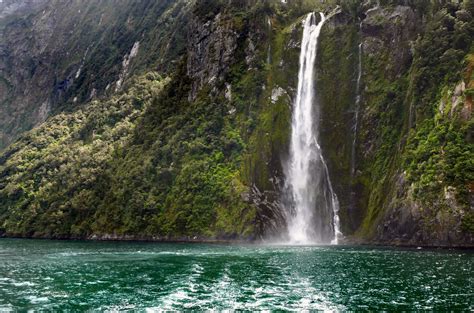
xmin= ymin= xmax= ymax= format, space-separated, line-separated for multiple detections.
xmin=285 ymin=12 xmax=341 ymax=244
xmin=351 ymin=42 xmax=363 ymax=177
xmin=348 ymin=38 xmax=363 ymax=224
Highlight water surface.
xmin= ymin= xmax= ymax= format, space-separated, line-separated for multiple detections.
xmin=0 ymin=239 xmax=472 ymax=310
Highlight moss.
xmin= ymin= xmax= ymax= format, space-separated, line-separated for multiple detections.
xmin=317 ymin=20 xmax=359 ymax=234
xmin=461 ymin=212 xmax=474 ymax=233
xmin=356 ymin=1 xmax=474 ymax=241
xmin=237 ymin=10 xmax=300 ymax=192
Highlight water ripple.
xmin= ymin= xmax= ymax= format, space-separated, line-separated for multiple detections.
xmin=0 ymin=239 xmax=472 ymax=311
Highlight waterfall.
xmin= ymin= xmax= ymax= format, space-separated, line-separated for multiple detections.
xmin=351 ymin=42 xmax=363 ymax=177
xmin=349 ymin=29 xmax=363 ymax=227
xmin=285 ymin=12 xmax=341 ymax=244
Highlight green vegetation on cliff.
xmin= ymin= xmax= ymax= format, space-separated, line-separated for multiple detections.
xmin=0 ymin=0 xmax=190 ymax=150
xmin=0 ymin=66 xmax=255 ymax=239
xmin=0 ymin=0 xmax=472 ymax=245
xmin=354 ymin=0 xmax=474 ymax=244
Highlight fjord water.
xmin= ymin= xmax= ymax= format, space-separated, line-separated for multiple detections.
xmin=1 ymin=239 xmax=472 ymax=311
xmin=285 ymin=12 xmax=340 ymax=244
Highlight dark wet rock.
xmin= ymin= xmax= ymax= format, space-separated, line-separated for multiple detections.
xmin=375 ymin=172 xmax=473 ymax=247
xmin=248 ymin=184 xmax=287 ymax=240
xmin=187 ymin=13 xmax=238 ymax=101
xmin=361 ymin=5 xmax=418 ymax=78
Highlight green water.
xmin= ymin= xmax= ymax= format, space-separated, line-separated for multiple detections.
xmin=0 ymin=239 xmax=472 ymax=311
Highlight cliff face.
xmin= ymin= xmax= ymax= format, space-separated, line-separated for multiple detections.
xmin=319 ymin=1 xmax=473 ymax=246
xmin=356 ymin=2 xmax=474 ymax=246
xmin=0 ymin=0 xmax=189 ymax=149
xmin=0 ymin=0 xmax=472 ymax=246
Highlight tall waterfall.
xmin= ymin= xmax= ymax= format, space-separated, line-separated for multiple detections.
xmin=285 ymin=12 xmax=341 ymax=244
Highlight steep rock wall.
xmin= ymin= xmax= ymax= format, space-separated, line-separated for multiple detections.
xmin=0 ymin=0 xmax=190 ymax=149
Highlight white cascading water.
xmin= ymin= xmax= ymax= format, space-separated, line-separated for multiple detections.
xmin=348 ymin=39 xmax=363 ymax=227
xmin=351 ymin=42 xmax=363 ymax=177
xmin=285 ymin=12 xmax=341 ymax=244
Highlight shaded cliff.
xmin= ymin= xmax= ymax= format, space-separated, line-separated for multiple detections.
xmin=315 ymin=1 xmax=473 ymax=246
xmin=0 ymin=0 xmax=472 ymax=246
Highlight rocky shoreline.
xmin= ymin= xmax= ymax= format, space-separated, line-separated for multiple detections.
xmin=1 ymin=233 xmax=473 ymax=249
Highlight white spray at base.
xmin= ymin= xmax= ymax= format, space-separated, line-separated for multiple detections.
xmin=285 ymin=12 xmax=341 ymax=245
